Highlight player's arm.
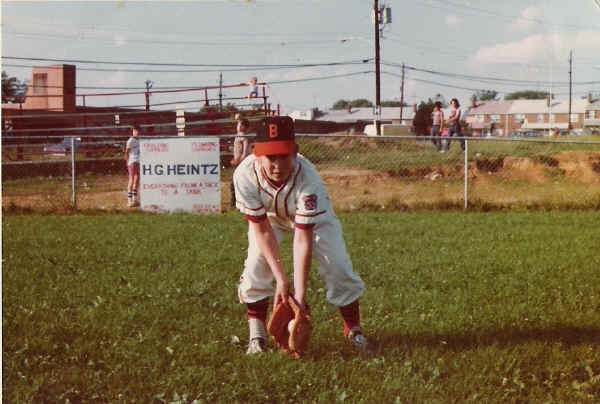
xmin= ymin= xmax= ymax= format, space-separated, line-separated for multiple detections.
xmin=292 ymin=224 xmax=313 ymax=310
xmin=248 ymin=218 xmax=290 ymax=306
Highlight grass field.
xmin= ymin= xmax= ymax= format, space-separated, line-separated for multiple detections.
xmin=3 ymin=211 xmax=599 ymax=403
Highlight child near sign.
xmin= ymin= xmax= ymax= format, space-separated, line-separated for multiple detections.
xmin=125 ymin=123 xmax=141 ymax=207
xmin=233 ymin=116 xmax=368 ymax=354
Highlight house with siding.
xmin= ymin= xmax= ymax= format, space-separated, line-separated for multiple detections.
xmin=465 ymin=98 xmax=588 ymax=136
xmin=584 ymin=94 xmax=600 ymax=130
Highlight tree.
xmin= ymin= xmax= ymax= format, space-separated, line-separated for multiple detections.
xmin=505 ymin=90 xmax=551 ymax=100
xmin=2 ymin=71 xmax=28 ymax=103
xmin=413 ymin=100 xmax=434 ymax=136
xmin=380 ymin=100 xmax=408 ymax=107
xmin=473 ymin=90 xmax=499 ymax=102
xmin=331 ymin=98 xmax=374 ymax=110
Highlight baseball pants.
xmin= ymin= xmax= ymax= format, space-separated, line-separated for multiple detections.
xmin=238 ymin=218 xmax=365 ymax=307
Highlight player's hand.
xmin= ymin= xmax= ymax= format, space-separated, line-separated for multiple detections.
xmin=274 ymin=277 xmax=290 ymax=309
xmin=294 ymin=292 xmax=307 ymax=311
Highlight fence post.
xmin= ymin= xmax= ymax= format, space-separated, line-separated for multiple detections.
xmin=464 ymin=138 xmax=468 ymax=210
xmin=71 ymin=137 xmax=77 ymax=209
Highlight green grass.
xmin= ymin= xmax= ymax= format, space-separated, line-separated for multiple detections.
xmin=3 ymin=212 xmax=600 ymax=403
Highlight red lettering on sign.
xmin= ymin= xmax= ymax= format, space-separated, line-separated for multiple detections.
xmin=143 ymin=143 xmax=168 ymax=152
xmin=192 ymin=142 xmax=217 ymax=152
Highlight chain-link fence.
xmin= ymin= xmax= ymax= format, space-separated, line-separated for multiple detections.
xmin=3 ymin=135 xmax=600 ymax=212
xmin=295 ymin=135 xmax=600 ymax=211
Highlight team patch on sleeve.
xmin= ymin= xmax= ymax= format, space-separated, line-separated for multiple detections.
xmin=302 ymin=194 xmax=318 ymax=211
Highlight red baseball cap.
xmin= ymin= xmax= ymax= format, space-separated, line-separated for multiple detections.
xmin=253 ymin=116 xmax=297 ymax=156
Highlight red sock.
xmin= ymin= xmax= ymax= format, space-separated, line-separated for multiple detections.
xmin=339 ymin=300 xmax=360 ymax=338
xmin=246 ymin=298 xmax=269 ymax=324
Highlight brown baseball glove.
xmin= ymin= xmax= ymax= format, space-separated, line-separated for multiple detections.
xmin=267 ymin=296 xmax=312 ymax=358
xmin=267 ymin=297 xmax=294 ymax=352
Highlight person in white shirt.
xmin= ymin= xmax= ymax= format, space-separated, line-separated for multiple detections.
xmin=233 ymin=116 xmax=368 ymax=354
xmin=431 ymin=101 xmax=445 ymax=152
xmin=124 ymin=124 xmax=141 ymax=207
xmin=443 ymin=98 xmax=464 ymax=152
xmin=230 ymin=118 xmax=252 ymax=207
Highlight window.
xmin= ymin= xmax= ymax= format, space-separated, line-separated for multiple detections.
xmin=536 ymin=114 xmax=545 ymax=123
xmin=490 ymin=114 xmax=500 ymax=123
xmin=477 ymin=114 xmax=484 ymax=123
xmin=33 ymin=73 xmax=47 ymax=95
xmin=585 ymin=110 xmax=594 ymax=119
xmin=570 ymin=113 xmax=578 ymax=123
xmin=513 ymin=114 xmax=525 ymax=121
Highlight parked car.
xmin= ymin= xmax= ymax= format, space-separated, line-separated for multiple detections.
xmin=510 ymin=130 xmax=541 ymax=138
xmin=43 ymin=138 xmax=123 ymax=157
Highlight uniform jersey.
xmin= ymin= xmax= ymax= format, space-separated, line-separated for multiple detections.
xmin=233 ymin=153 xmax=334 ymax=230
xmin=126 ymin=137 xmax=140 ymax=165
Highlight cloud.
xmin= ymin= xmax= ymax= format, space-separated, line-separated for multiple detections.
xmin=509 ymin=6 xmax=542 ymax=32
xmin=468 ymin=31 xmax=600 ymax=68
xmin=445 ymin=15 xmax=461 ymax=26
xmin=113 ymin=34 xmax=127 ymax=47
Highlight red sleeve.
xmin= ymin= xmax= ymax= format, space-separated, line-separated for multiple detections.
xmin=295 ymin=222 xmax=315 ymax=230
xmin=245 ymin=214 xmax=267 ymax=223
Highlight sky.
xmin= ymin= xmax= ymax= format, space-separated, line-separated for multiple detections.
xmin=1 ymin=0 xmax=599 ymax=114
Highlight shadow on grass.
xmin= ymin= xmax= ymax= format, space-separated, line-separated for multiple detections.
xmin=367 ymin=325 xmax=600 ymax=355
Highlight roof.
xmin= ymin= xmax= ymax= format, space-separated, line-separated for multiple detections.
xmin=507 ymin=99 xmax=586 ymax=114
xmin=314 ymin=107 xmax=415 ymax=123
xmin=586 ymin=99 xmax=600 ymax=111
xmin=467 ymin=101 xmax=512 ymax=115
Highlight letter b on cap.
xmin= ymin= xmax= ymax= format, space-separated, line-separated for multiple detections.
xmin=268 ymin=124 xmax=278 ymax=139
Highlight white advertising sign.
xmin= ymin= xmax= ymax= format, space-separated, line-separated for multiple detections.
xmin=140 ymin=137 xmax=221 ymax=214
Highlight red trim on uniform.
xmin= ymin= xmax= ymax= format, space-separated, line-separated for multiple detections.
xmin=245 ymin=214 xmax=267 ymax=223
xmin=339 ymin=300 xmax=361 ymax=338
xmin=252 ymin=160 xmax=273 ymax=199
xmin=285 ymin=163 xmax=302 ymax=217
xmin=294 ymin=223 xmax=315 ymax=230
xmin=254 ymin=140 xmax=296 ymax=156
xmin=247 ymin=298 xmax=269 ymax=323
xmin=296 ymin=210 xmax=327 ymax=218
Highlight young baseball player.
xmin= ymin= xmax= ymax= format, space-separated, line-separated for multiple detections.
xmin=124 ymin=123 xmax=141 ymax=207
xmin=233 ymin=116 xmax=368 ymax=354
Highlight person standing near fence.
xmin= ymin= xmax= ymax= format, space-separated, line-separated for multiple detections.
xmin=230 ymin=117 xmax=252 ymax=207
xmin=125 ymin=123 xmax=141 ymax=207
xmin=444 ymin=98 xmax=464 ymax=152
xmin=431 ymin=101 xmax=444 ymax=152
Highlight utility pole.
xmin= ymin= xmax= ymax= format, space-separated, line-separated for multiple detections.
xmin=219 ymin=73 xmax=223 ymax=112
xmin=568 ymin=50 xmax=573 ymax=131
xmin=400 ymin=63 xmax=405 ymax=125
xmin=145 ymin=80 xmax=153 ymax=111
xmin=374 ymin=0 xmax=381 ymax=135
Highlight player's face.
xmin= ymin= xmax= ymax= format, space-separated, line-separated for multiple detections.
xmin=261 ymin=153 xmax=296 ymax=183
xmin=132 ymin=128 xmax=139 ymax=137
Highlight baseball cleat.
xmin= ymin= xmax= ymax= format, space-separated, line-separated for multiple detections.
xmin=246 ymin=337 xmax=266 ymax=355
xmin=347 ymin=327 xmax=368 ymax=349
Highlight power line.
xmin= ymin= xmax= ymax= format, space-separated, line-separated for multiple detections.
xmin=383 ymin=62 xmax=600 ymax=87
xmin=2 ymin=56 xmax=372 ymax=68
xmin=4 ymin=30 xmax=369 ymax=48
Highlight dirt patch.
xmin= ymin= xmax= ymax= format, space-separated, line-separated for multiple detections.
xmin=553 ymin=151 xmax=600 ymax=184
xmin=496 ymin=156 xmax=550 ymax=183
xmin=4 ymin=152 xmax=600 ymax=212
